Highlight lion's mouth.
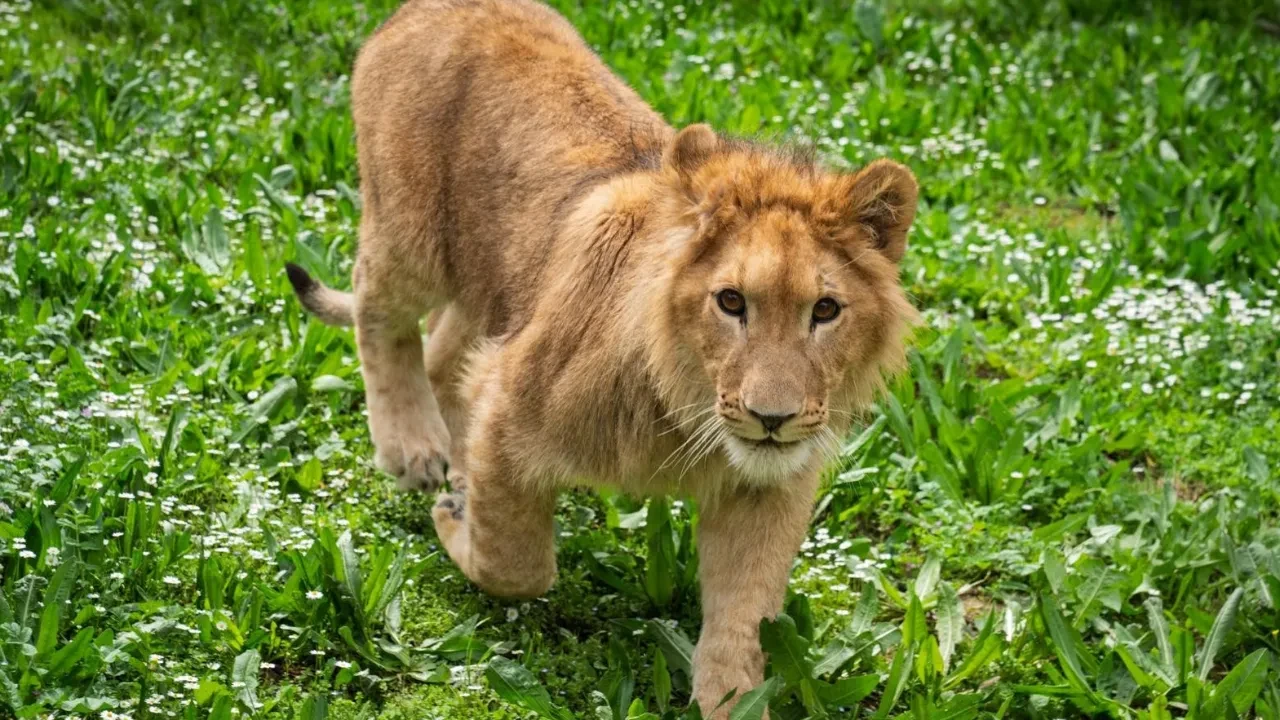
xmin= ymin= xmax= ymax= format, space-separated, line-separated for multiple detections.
xmin=741 ymin=435 xmax=800 ymax=450
xmin=721 ymin=433 xmax=817 ymax=482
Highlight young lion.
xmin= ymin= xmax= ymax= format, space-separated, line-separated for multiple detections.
xmin=286 ymin=0 xmax=918 ymax=714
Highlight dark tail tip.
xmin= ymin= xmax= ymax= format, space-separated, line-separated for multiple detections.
xmin=284 ymin=262 xmax=355 ymax=325
xmin=285 ymin=262 xmax=314 ymax=297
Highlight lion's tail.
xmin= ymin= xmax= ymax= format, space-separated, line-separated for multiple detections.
xmin=285 ymin=263 xmax=355 ymax=327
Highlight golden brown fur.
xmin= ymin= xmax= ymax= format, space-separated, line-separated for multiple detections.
xmin=286 ymin=0 xmax=919 ymax=715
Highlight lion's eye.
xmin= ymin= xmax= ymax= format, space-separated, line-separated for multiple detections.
xmin=812 ymin=298 xmax=841 ymax=323
xmin=716 ymin=289 xmax=746 ymax=317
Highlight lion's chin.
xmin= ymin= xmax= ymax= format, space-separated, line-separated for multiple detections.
xmin=721 ymin=435 xmax=817 ymax=484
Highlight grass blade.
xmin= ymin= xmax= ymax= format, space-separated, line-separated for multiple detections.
xmin=873 ymin=638 xmax=914 ymax=719
xmin=644 ymin=499 xmax=676 ymax=607
xmin=817 ymin=674 xmax=878 ymax=706
xmin=759 ymin=614 xmax=812 ymax=683
xmin=336 ymin=530 xmax=365 ymax=624
xmin=851 ymin=583 xmax=880 ymax=635
xmin=915 ymin=556 xmax=942 ymax=599
xmin=647 ymin=620 xmax=694 ymax=678
xmin=944 ymin=611 xmax=1001 ymax=689
xmin=1038 ymin=592 xmax=1096 ymax=702
xmin=1145 ymin=597 xmax=1175 ymax=675
xmin=232 ymin=648 xmax=261 ymax=710
xmin=1197 ymin=587 xmax=1244 ymax=683
xmin=936 ymin=581 xmax=964 ymax=673
xmin=1207 ymin=649 xmax=1270 ymax=716
xmin=36 ymin=560 xmax=79 ymax=657
xmin=652 ymin=648 xmax=671 ymax=713
xmin=727 ymin=676 xmax=782 ymax=720
xmin=487 ymin=656 xmax=568 ymax=720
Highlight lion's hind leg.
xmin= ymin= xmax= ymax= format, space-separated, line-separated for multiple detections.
xmin=423 ymin=304 xmax=477 ymax=490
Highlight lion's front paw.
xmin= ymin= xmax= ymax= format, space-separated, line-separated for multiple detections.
xmin=694 ymin=641 xmax=765 ymax=720
xmin=694 ymin=671 xmax=759 ymax=720
xmin=374 ymin=438 xmax=449 ymax=492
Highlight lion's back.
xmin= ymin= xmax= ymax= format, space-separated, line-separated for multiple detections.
xmin=348 ymin=0 xmax=670 ymax=333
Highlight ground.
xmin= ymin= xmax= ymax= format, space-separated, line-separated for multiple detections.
xmin=1 ymin=0 xmax=1279 ymax=718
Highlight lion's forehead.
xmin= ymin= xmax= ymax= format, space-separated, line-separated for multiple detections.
xmin=730 ymin=210 xmax=831 ymax=302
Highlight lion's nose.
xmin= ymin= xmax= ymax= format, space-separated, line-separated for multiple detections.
xmin=749 ymin=410 xmax=796 ymax=434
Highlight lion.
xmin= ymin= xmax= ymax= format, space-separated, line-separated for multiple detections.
xmin=285 ymin=0 xmax=919 ymax=714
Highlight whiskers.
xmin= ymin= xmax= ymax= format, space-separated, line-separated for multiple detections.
xmin=814 ymin=425 xmax=844 ymax=465
xmin=653 ymin=401 xmax=702 ymax=424
xmin=676 ymin=421 xmax=727 ymax=483
xmin=651 ymin=413 xmax=727 ymax=485
xmin=655 ymin=404 xmax=717 ymax=437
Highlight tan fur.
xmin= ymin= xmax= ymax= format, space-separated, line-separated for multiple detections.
xmin=287 ymin=1 xmax=919 ymax=715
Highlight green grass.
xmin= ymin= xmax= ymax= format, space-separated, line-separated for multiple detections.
xmin=2 ymin=0 xmax=1280 ymax=717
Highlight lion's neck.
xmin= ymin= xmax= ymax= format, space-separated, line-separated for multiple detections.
xmin=551 ymin=169 xmax=717 ymax=443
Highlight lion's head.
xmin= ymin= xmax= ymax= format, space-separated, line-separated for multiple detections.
xmin=652 ymin=125 xmax=919 ymax=484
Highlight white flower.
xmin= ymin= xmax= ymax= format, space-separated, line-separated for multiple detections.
xmin=163 ymin=576 xmax=180 ymax=585
xmin=305 ymin=590 xmax=323 ymax=600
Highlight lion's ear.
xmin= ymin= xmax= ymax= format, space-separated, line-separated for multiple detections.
xmin=664 ymin=124 xmax=718 ymax=187
xmin=842 ymin=159 xmax=918 ymax=264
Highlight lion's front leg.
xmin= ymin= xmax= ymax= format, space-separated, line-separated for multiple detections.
xmin=693 ymin=474 xmax=819 ymax=718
